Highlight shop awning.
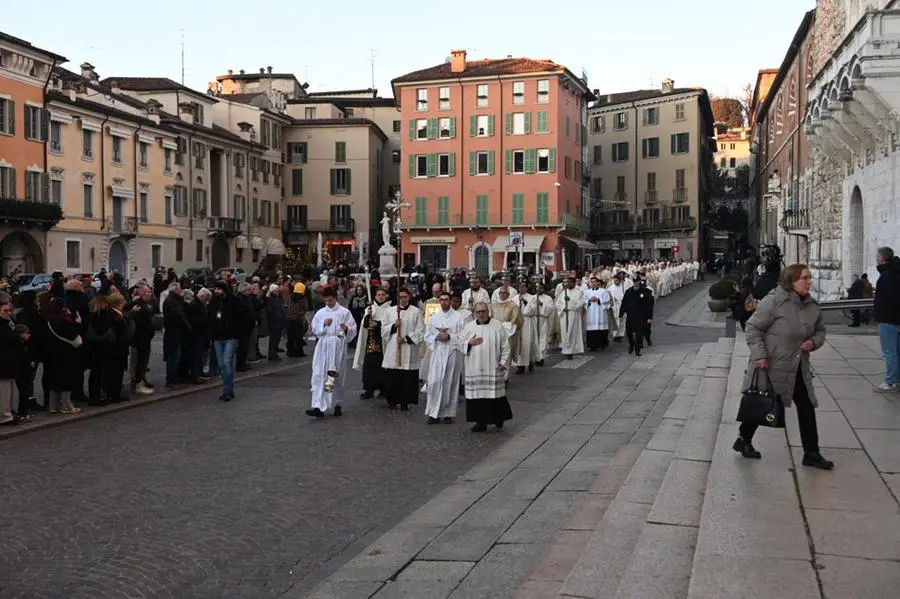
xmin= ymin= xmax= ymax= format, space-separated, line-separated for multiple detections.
xmin=265 ymin=237 xmax=286 ymax=255
xmin=250 ymin=236 xmax=264 ymax=250
xmin=560 ymin=235 xmax=598 ymax=251
xmin=234 ymin=235 xmax=249 ymax=249
xmin=522 ymin=234 xmax=545 ymax=252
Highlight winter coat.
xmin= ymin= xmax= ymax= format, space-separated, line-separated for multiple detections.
xmin=742 ymin=286 xmax=825 ymax=408
xmin=44 ymin=316 xmax=82 ymax=392
xmin=0 ymin=318 xmax=21 ymax=380
xmin=875 ymin=256 xmax=900 ymax=325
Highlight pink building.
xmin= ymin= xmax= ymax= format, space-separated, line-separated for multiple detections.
xmin=392 ymin=50 xmax=595 ymax=276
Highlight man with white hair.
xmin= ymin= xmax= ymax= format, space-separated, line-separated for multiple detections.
xmin=461 ymin=301 xmax=512 ymax=432
xmin=163 ymin=281 xmax=191 ymax=387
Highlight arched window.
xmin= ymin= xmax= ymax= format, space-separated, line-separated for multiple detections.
xmin=788 ymin=75 xmax=797 ymax=117
xmin=805 ymin=49 xmax=815 ymax=85
xmin=775 ymin=93 xmax=784 ymax=135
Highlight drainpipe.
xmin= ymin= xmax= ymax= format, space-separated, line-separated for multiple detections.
xmin=133 ymin=122 xmax=143 ymax=231
xmin=41 ymin=59 xmax=58 ymax=187
xmin=99 ymin=115 xmax=110 ymax=231
xmin=457 ymin=77 xmax=465 ymax=228
xmin=497 ymin=76 xmax=504 ymax=228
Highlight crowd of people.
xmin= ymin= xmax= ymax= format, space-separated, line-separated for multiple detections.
xmin=302 ymin=259 xmax=701 ymax=432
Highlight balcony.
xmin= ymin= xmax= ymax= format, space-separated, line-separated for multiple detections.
xmin=781 ymin=207 xmax=810 ymax=233
xmin=645 ymin=190 xmax=659 ymax=205
xmin=673 ymin=188 xmax=688 ymax=203
xmin=208 ymin=217 xmax=242 ymax=236
xmin=403 ymin=213 xmax=589 ymax=231
xmin=613 ymin=192 xmax=628 ymax=206
xmin=593 ymin=216 xmax=697 ymax=235
xmin=806 ymin=9 xmax=900 ymax=162
xmin=0 ymin=198 xmax=63 ymax=228
xmin=105 ymin=216 xmax=139 ymax=237
xmin=593 ymin=218 xmax=636 ymax=234
xmin=281 ymin=219 xmax=355 ymax=233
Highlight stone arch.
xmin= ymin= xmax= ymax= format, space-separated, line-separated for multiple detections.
xmin=471 ymin=242 xmax=490 ymax=278
xmin=851 ymin=62 xmax=863 ymax=80
xmin=848 ymin=186 xmax=865 ymax=280
xmin=195 ymin=176 xmax=203 ymax=185
xmin=0 ymin=231 xmax=44 ymax=274
xmin=175 ymin=172 xmax=184 ymax=183
xmin=108 ymin=239 xmax=129 ymax=279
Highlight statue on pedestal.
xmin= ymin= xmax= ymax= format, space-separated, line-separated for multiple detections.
xmin=380 ymin=212 xmax=393 ymax=249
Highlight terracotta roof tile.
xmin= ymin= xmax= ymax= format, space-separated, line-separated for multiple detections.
xmin=0 ymin=31 xmax=67 ymax=61
xmin=392 ymin=58 xmax=564 ymax=84
xmin=593 ymin=88 xmax=705 ymax=107
xmin=307 ymin=88 xmax=376 ymax=97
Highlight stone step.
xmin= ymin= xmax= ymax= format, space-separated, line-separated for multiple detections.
xmin=686 ymin=333 xmax=822 ymax=599
xmin=554 ymin=342 xmax=727 ymax=599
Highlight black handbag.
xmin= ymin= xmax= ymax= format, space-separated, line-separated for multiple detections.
xmin=737 ymin=368 xmax=785 ymax=428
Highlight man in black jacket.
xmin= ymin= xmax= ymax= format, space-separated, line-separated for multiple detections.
xmin=129 ymin=284 xmax=156 ymax=395
xmin=875 ymin=247 xmax=900 ymax=392
xmin=752 ymin=260 xmax=780 ymax=300
xmin=209 ymin=280 xmax=250 ymax=401
xmin=619 ymin=276 xmax=655 ymax=357
xmin=163 ymin=282 xmax=191 ymax=387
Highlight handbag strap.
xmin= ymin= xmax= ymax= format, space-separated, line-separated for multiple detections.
xmin=47 ymin=321 xmax=80 ymax=348
xmin=749 ymin=368 xmax=760 ymax=390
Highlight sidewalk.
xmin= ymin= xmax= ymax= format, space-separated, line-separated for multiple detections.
xmin=665 ymin=282 xmax=727 ymax=329
xmin=299 ymin=334 xmax=900 ymax=599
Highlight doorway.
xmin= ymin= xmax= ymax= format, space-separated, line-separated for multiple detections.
xmin=211 ymin=236 xmax=230 ymax=270
xmin=474 ymin=245 xmax=490 ymax=278
xmin=108 ymin=240 xmax=128 ymax=279
xmin=419 ymin=245 xmax=448 ymax=270
xmin=848 ymin=186 xmax=864 ymax=277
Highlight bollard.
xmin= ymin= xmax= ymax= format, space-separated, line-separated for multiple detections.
xmin=725 ymin=315 xmax=737 ymax=338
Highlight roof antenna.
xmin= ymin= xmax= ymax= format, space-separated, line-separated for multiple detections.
xmin=180 ymin=29 xmax=186 ymax=85
xmin=370 ymin=49 xmax=376 ymax=90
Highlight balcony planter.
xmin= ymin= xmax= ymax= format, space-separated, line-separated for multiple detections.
xmin=0 ymin=198 xmax=63 ymax=228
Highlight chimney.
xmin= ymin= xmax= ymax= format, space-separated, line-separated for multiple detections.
xmin=259 ymin=67 xmax=265 ymax=74
xmin=450 ymin=49 xmax=467 ymax=74
xmin=178 ymin=102 xmax=195 ymax=123
xmin=236 ymin=121 xmax=254 ymax=141
xmin=146 ymin=99 xmax=162 ymax=115
xmin=80 ymin=62 xmax=99 ymax=82
xmin=239 ymin=69 xmax=245 ymax=75
xmin=661 ymin=78 xmax=675 ymax=94
xmin=227 ymin=69 xmax=233 ymax=75
xmin=108 ymin=79 xmax=120 ymax=93
xmin=267 ymin=66 xmax=273 ymax=74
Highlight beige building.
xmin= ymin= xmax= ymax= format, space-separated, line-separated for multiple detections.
xmin=714 ymin=126 xmax=751 ymax=177
xmin=106 ymin=76 xmax=283 ymax=273
xmin=586 ymin=80 xmax=715 ymax=260
xmin=44 ymin=65 xmax=180 ymax=280
xmin=215 ymin=67 xmax=310 ymax=105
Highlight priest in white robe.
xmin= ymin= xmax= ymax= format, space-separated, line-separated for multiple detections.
xmin=381 ymin=287 xmax=425 ymax=410
xmin=424 ymin=291 xmax=464 ymax=424
xmin=555 ymin=276 xmax=585 ymax=359
xmin=306 ymin=286 xmax=357 ymax=418
xmin=532 ymin=283 xmax=555 ymax=366
xmin=419 ymin=282 xmax=445 ymax=389
xmin=451 ymin=293 xmax=473 ymax=394
xmin=490 ymin=277 xmax=518 ymax=303
xmin=514 ymin=282 xmax=539 ymax=374
xmin=583 ymin=277 xmax=613 ymax=351
xmin=608 ymin=273 xmax=626 ymax=344
xmin=461 ymin=302 xmax=513 ymax=432
xmin=462 ymin=278 xmax=491 ymax=313
xmin=490 ymin=287 xmax=521 ymax=381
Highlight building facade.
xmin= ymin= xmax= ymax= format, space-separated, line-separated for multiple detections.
xmin=752 ymin=11 xmax=815 ymax=268
xmin=586 ymin=81 xmax=715 ymax=261
xmin=44 ymin=65 xmax=181 ymax=279
xmin=806 ymin=0 xmax=900 ymax=297
xmin=0 ymin=32 xmax=66 ymax=275
xmin=392 ymin=50 xmax=595 ymax=275
xmin=747 ymin=69 xmax=778 ymax=244
xmin=715 ymin=126 xmax=751 ymax=175
xmin=108 ymin=76 xmax=282 ymax=274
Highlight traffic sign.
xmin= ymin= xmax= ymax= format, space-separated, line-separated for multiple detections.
xmin=509 ymin=232 xmax=523 ymax=246
xmin=672 ymin=245 xmax=680 ymax=254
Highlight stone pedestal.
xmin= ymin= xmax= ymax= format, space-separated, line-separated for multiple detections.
xmin=378 ymin=245 xmax=398 ymax=276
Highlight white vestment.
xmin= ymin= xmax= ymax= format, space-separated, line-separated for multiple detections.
xmin=381 ymin=305 xmax=425 ymax=370
xmin=490 ymin=286 xmax=518 ymax=303
xmin=584 ymin=287 xmax=612 ymax=331
xmin=608 ymin=283 xmax=626 ymax=338
xmin=461 ymin=287 xmax=490 ymax=312
xmin=351 ymin=300 xmax=392 ymax=370
xmin=310 ymin=305 xmax=357 ymax=413
xmin=515 ymin=293 xmax=539 ymax=368
xmin=556 ymin=286 xmax=585 ymax=356
xmin=419 ymin=298 xmax=442 ymax=384
xmin=531 ymin=293 xmax=554 ymax=361
xmin=424 ymin=308 xmax=464 ymax=418
xmin=460 ymin=318 xmax=510 ymax=399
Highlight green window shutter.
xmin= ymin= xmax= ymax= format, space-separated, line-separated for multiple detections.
xmin=488 ymin=115 xmax=495 ymax=136
xmin=345 ymin=170 xmax=351 ymax=194
xmin=408 ymin=119 xmax=415 ymax=141
xmin=427 ymin=118 xmax=437 ymax=140
xmin=329 ymin=169 xmax=336 ymax=195
xmin=488 ymin=151 xmax=495 ymax=175
xmin=524 ymin=112 xmax=532 ymax=134
xmin=448 ymin=153 xmax=456 ymax=177
xmin=449 ymin=117 xmax=457 ymax=138
xmin=505 ymin=113 xmax=513 ymax=135
xmin=409 ymin=155 xmax=416 ymax=179
xmin=8 ymin=101 xmax=14 ymax=135
xmin=426 ymin=153 xmax=437 ymax=177
xmin=575 ymin=126 xmax=580 ymax=145
xmin=469 ymin=151 xmax=476 ymax=176
xmin=476 ymin=195 xmax=487 ymax=225
xmin=24 ymin=106 xmax=32 ymax=139
xmin=469 ymin=115 xmax=477 ymax=137
xmin=504 ymin=149 xmax=512 ymax=174
xmin=548 ymin=148 xmax=556 ymax=173
xmin=536 ymin=192 xmax=549 ymax=223
xmin=437 ymin=196 xmax=449 ymax=225
xmin=512 ymin=192 xmax=524 ymax=224
xmin=525 ymin=149 xmax=536 ymax=174
xmin=415 ymin=196 xmax=427 ymax=225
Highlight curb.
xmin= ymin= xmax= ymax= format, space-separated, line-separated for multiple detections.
xmin=0 ymin=358 xmax=310 ymax=441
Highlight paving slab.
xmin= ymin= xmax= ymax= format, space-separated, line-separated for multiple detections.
xmin=524 ymin=529 xmax=592 ymax=583
xmin=856 ymin=429 xmax=900 ymax=473
xmin=805 ymin=508 xmax=900 ymax=561
xmin=647 ymin=458 xmax=710 ymax=528
xmin=616 ymin=449 xmax=672 ymax=505
xmin=646 ymin=419 xmax=685 ymax=452
xmin=791 ymin=448 xmax=899 ymax=513
xmin=614 ymin=523 xmax=696 ymax=599
xmin=372 ymin=561 xmax=473 ymax=599
xmin=448 ymin=543 xmax=547 ymax=599
xmin=817 ymin=555 xmax=900 ymax=599
xmin=785 ymin=410 xmax=861 ymax=449
xmin=499 ymin=491 xmax=583 ymax=545
xmin=838 ymin=398 xmax=900 ymax=430
xmin=688 ymin=555 xmax=820 ymax=599
xmin=307 ymin=580 xmax=384 ymax=599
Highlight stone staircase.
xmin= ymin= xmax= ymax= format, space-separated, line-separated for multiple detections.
xmin=547 ymin=338 xmax=732 ymax=599
xmin=540 ymin=333 xmax=830 ymax=599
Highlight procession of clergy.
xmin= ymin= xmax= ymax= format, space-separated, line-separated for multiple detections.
xmin=303 ymin=260 xmax=699 ymax=432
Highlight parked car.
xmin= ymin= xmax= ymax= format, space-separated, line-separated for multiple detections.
xmin=182 ymin=267 xmax=214 ymax=283
xmin=17 ymin=273 xmax=54 ymax=293
xmin=215 ymin=267 xmax=248 ymax=283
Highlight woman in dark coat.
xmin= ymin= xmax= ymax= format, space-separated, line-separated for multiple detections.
xmin=182 ymin=289 xmax=210 ymax=382
xmin=104 ymin=293 xmax=132 ymax=402
xmin=43 ymin=297 xmax=82 ymax=414
xmin=736 ymin=263 xmax=833 ymax=470
xmin=87 ymin=294 xmax=116 ymax=406
xmin=285 ymin=285 xmax=307 ymax=358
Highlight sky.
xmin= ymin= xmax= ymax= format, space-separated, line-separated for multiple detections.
xmin=6 ymin=0 xmax=816 ymax=101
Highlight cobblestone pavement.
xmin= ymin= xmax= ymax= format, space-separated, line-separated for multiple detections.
xmin=0 ymin=282 xmax=719 ymax=599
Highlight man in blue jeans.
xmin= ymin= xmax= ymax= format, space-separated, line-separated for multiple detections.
xmin=875 ymin=247 xmax=900 ymax=392
xmin=209 ymin=281 xmax=251 ymax=402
